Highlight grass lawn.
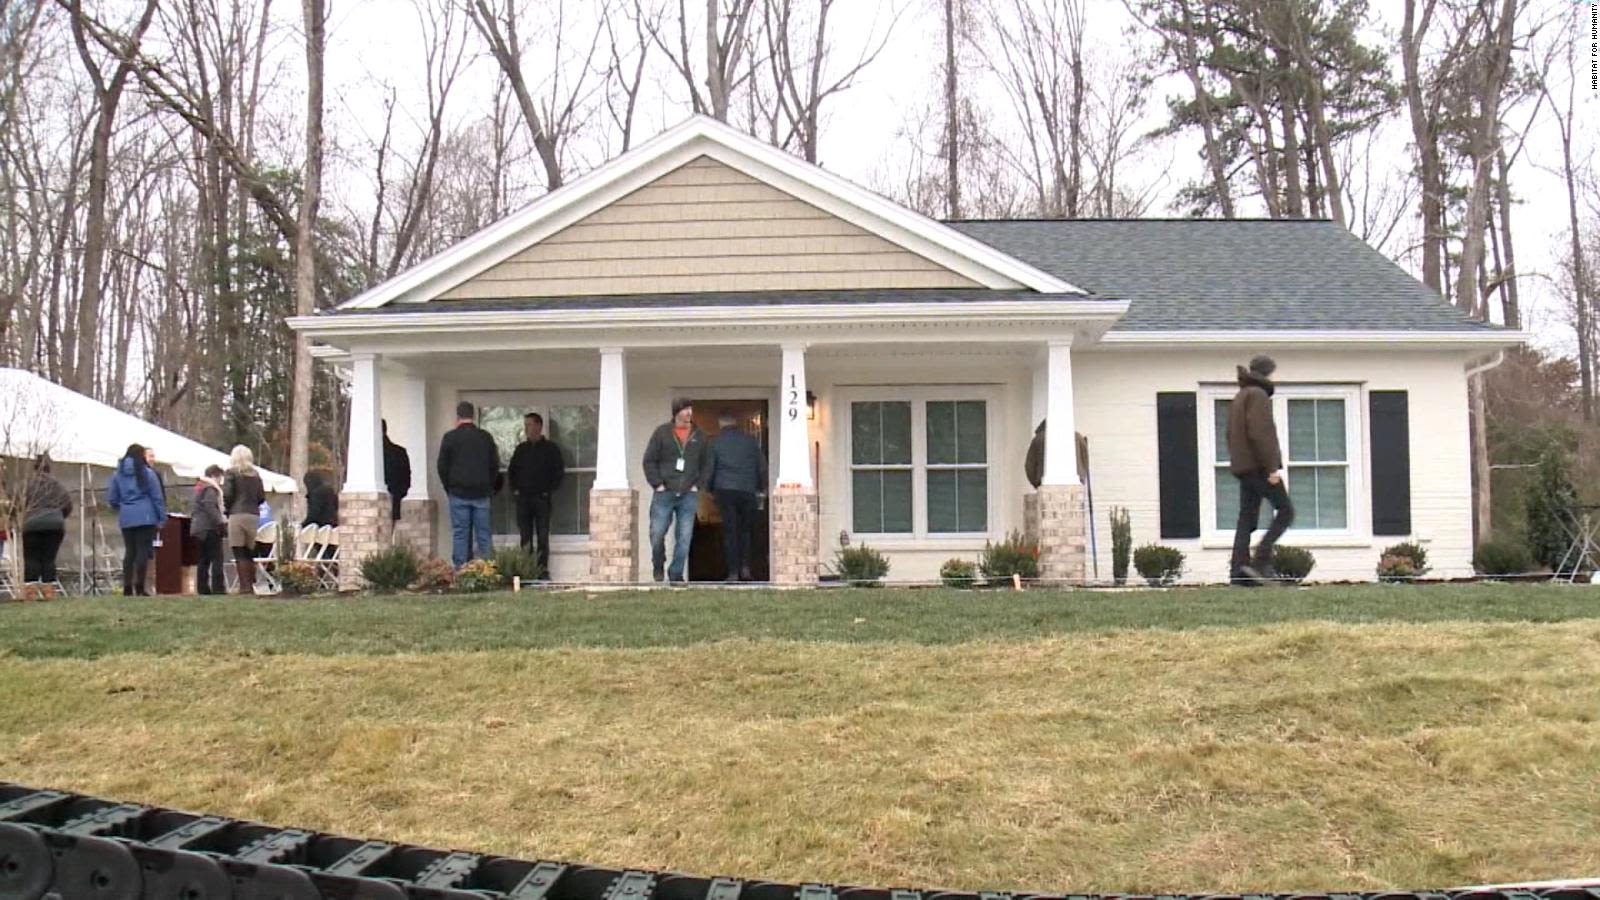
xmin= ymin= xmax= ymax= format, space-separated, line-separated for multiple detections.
xmin=2 ymin=585 xmax=1598 ymax=892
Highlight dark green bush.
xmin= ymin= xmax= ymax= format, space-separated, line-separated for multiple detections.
xmin=360 ymin=544 xmax=421 ymax=593
xmin=1109 ymin=506 xmax=1132 ymax=585
xmin=1524 ymin=446 xmax=1580 ymax=572
xmin=1474 ymin=539 xmax=1534 ymax=577
xmin=1381 ymin=541 xmax=1429 ymax=576
xmin=1132 ymin=544 xmax=1184 ymax=586
xmin=1272 ymin=545 xmax=1316 ymax=583
xmin=492 ymin=546 xmax=544 ymax=583
xmin=832 ymin=544 xmax=890 ymax=586
xmin=939 ymin=558 xmax=977 ymax=588
xmin=979 ymin=531 xmax=1040 ymax=582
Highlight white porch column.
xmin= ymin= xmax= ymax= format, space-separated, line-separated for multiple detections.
xmin=594 ymin=347 xmax=630 ymax=490
xmin=1031 ymin=360 xmax=1048 ymax=430
xmin=344 ymin=353 xmax=383 ymax=493
xmin=776 ymin=343 xmax=812 ymax=488
xmin=385 ymin=368 xmax=430 ymax=499
xmin=1042 ymin=340 xmax=1080 ymax=486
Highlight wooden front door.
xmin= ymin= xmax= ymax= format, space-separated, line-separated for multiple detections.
xmin=688 ymin=399 xmax=770 ymax=582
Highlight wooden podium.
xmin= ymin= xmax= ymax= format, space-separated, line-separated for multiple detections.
xmin=153 ymin=514 xmax=194 ymax=595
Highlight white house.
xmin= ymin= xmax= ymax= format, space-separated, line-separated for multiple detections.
xmin=288 ymin=117 xmax=1524 ymax=586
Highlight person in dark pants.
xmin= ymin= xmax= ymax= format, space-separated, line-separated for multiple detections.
xmin=22 ymin=455 xmax=72 ymax=584
xmin=192 ymin=465 xmax=227 ymax=595
xmin=506 ymin=412 xmax=565 ymax=579
xmin=705 ymin=411 xmax=766 ymax=582
xmin=107 ymin=443 xmax=167 ymax=597
xmin=437 ymin=401 xmax=502 ymax=567
xmin=1228 ymin=354 xmax=1295 ymax=584
xmin=642 ymin=398 xmax=708 ymax=584
xmin=383 ymin=420 xmax=411 ymax=522
xmin=224 ymin=446 xmax=267 ymax=594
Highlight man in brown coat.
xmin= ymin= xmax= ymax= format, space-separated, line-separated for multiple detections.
xmin=1228 ymin=355 xmax=1295 ymax=584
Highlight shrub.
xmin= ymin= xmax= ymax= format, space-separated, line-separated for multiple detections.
xmin=454 ymin=559 xmax=503 ymax=593
xmin=1380 ymin=541 xmax=1429 ymax=579
xmin=1524 ymin=446 xmax=1580 ymax=572
xmin=360 ymin=544 xmax=421 ymax=593
xmin=1376 ymin=553 xmax=1419 ymax=582
xmin=832 ymin=544 xmax=889 ymax=586
xmin=1272 ymin=545 xmax=1316 ymax=584
xmin=979 ymin=531 xmax=1040 ymax=582
xmin=1132 ymin=544 xmax=1184 ymax=586
xmin=277 ymin=561 xmax=321 ymax=596
xmin=1109 ymin=507 xmax=1132 ymax=586
xmin=1474 ymin=538 xmax=1534 ymax=577
xmin=492 ymin=546 xmax=544 ymax=584
xmin=939 ymin=558 xmax=977 ymax=588
xmin=412 ymin=558 xmax=456 ymax=593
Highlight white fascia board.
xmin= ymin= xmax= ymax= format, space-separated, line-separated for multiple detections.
xmin=337 ymin=116 xmax=1080 ymax=311
xmin=290 ymin=299 xmax=1126 ymax=338
xmin=1098 ymin=329 xmax=1529 ymax=347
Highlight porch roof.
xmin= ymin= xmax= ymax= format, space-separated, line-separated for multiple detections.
xmin=317 ymin=288 xmax=1112 ymax=315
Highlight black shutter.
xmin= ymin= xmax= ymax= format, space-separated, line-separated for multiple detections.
xmin=1156 ymin=392 xmax=1201 ymax=539
xmin=1369 ymin=391 xmax=1411 ymax=536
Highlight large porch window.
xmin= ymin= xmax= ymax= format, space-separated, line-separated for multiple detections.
xmin=847 ymin=391 xmax=993 ymax=538
xmin=1203 ymin=385 xmax=1361 ymax=536
xmin=476 ymin=393 xmax=598 ymax=536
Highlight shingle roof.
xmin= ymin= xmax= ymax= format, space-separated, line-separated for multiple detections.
xmin=948 ymin=218 xmax=1497 ymax=332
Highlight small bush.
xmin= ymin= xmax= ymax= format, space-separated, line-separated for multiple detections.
xmin=412 ymin=558 xmax=456 ymax=593
xmin=454 ymin=559 xmax=503 ymax=593
xmin=979 ymin=531 xmax=1040 ymax=582
xmin=832 ymin=544 xmax=890 ymax=586
xmin=1379 ymin=541 xmax=1429 ymax=582
xmin=1272 ymin=545 xmax=1316 ymax=584
xmin=277 ymin=561 xmax=321 ymax=596
xmin=939 ymin=558 xmax=977 ymax=588
xmin=1474 ymin=538 xmax=1534 ymax=577
xmin=1524 ymin=445 xmax=1580 ymax=572
xmin=1109 ymin=507 xmax=1132 ymax=585
xmin=492 ymin=546 xmax=544 ymax=583
xmin=361 ymin=544 xmax=421 ymax=593
xmin=1132 ymin=544 xmax=1184 ymax=586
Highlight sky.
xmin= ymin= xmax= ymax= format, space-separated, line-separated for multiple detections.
xmin=311 ymin=0 xmax=1599 ymax=355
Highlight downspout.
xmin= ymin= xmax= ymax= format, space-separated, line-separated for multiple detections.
xmin=1465 ymin=350 xmax=1506 ymax=547
xmin=1465 ymin=350 xmax=1505 ymax=379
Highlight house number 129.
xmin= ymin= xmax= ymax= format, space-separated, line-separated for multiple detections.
xmin=788 ymin=374 xmax=800 ymax=421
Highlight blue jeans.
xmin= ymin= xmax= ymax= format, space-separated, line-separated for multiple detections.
xmin=448 ymin=494 xmax=493 ymax=568
xmin=649 ymin=489 xmax=700 ymax=581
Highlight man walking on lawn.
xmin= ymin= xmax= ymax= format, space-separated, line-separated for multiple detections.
xmin=437 ymin=401 xmax=501 ymax=568
xmin=1228 ymin=354 xmax=1294 ymax=584
xmin=642 ymin=398 xmax=708 ymax=584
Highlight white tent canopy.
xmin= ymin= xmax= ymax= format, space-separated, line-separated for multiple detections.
xmin=0 ymin=367 xmax=296 ymax=493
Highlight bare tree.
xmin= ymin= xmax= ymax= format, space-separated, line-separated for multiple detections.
xmin=758 ymin=0 xmax=899 ymax=163
xmin=286 ymin=0 xmax=326 ymax=503
xmin=602 ymin=1 xmax=652 ymax=152
xmin=986 ymin=0 xmax=1086 ymax=217
xmin=1452 ymin=0 xmax=1518 ymax=318
xmin=1541 ymin=24 xmax=1594 ymax=421
xmin=645 ymin=0 xmax=757 ymax=123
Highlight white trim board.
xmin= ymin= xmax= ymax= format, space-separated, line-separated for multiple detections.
xmin=1100 ymin=329 xmax=1528 ymax=347
xmin=337 ymin=116 xmax=1082 ymax=311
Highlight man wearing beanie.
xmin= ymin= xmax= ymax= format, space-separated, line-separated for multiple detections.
xmin=1227 ymin=354 xmax=1295 ymax=584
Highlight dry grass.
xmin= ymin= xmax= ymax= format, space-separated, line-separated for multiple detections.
xmin=3 ymin=621 xmax=1599 ymax=893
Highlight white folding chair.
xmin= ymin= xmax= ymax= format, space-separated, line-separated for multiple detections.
xmin=253 ymin=520 xmax=281 ymax=595
xmin=315 ymin=526 xmax=339 ymax=590
xmin=293 ymin=523 xmax=320 ymax=563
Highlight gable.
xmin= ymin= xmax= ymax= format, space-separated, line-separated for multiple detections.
xmin=438 ymin=157 xmax=981 ymax=300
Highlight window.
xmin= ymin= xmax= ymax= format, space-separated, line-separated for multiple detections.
xmin=1204 ymin=386 xmax=1359 ymax=536
xmin=848 ymin=394 xmax=991 ymax=537
xmin=477 ymin=398 xmax=599 ymax=536
xmin=851 ymin=401 xmax=913 ymax=534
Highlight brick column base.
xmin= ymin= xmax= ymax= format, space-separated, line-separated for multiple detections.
xmin=588 ymin=488 xmax=638 ymax=583
xmin=770 ymin=486 xmax=819 ymax=585
xmin=394 ymin=498 xmax=437 ymax=560
xmin=1024 ymin=492 xmax=1041 ymax=546
xmin=338 ymin=491 xmax=393 ymax=591
xmin=1034 ymin=485 xmax=1087 ymax=586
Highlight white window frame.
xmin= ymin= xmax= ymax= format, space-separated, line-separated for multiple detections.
xmin=460 ymin=389 xmax=599 ymax=544
xmin=1199 ymin=383 xmax=1367 ymax=546
xmin=840 ymin=386 xmax=1000 ymax=543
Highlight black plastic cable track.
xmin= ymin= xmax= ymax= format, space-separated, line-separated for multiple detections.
xmin=2 ymin=782 xmax=1596 ymax=900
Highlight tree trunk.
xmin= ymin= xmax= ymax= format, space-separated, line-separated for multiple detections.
xmin=1176 ymin=1 xmax=1232 ymax=217
xmin=1493 ymin=149 xmax=1520 ymax=328
xmin=1401 ymin=0 xmax=1444 ymax=292
xmin=288 ymin=0 xmax=325 ymax=508
xmin=943 ymin=0 xmax=959 ymax=219
xmin=1280 ymin=105 xmax=1305 ymax=218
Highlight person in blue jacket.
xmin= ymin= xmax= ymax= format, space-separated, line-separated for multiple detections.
xmin=106 ymin=443 xmax=167 ymax=596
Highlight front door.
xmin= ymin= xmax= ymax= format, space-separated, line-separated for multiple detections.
xmin=688 ymin=399 xmax=770 ymax=582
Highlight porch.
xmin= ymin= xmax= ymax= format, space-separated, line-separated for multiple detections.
xmin=309 ymin=308 xmax=1110 ymax=586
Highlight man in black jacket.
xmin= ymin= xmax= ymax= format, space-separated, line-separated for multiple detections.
xmin=436 ymin=401 xmax=501 ymax=567
xmin=641 ymin=398 xmax=708 ymax=583
xmin=382 ymin=420 xmax=411 ymax=522
xmin=506 ymin=412 xmax=565 ymax=579
xmin=705 ymin=411 xmax=766 ymax=582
